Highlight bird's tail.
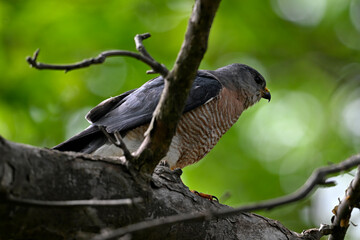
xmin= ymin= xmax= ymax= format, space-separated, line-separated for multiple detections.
xmin=53 ymin=125 xmax=107 ymax=154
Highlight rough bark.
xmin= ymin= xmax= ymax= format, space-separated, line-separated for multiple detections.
xmin=0 ymin=137 xmax=313 ymax=240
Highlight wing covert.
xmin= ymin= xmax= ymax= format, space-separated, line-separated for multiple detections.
xmin=89 ymin=72 xmax=223 ymax=134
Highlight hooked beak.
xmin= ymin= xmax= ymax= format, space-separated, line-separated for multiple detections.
xmin=261 ymin=87 xmax=271 ymax=102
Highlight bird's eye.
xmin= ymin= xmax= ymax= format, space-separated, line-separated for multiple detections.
xmin=255 ymin=76 xmax=262 ymax=85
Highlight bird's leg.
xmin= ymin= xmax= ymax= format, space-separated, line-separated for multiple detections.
xmin=98 ymin=126 xmax=134 ymax=161
xmin=98 ymin=126 xmax=117 ymax=144
xmin=170 ymin=165 xmax=219 ymax=201
xmin=113 ymin=131 xmax=133 ymax=161
xmin=191 ymin=190 xmax=219 ymax=202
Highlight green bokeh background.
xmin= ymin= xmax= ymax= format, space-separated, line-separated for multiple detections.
xmin=1 ymin=0 xmax=360 ymax=238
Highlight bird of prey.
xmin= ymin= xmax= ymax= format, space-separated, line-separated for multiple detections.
xmin=53 ymin=63 xmax=271 ymax=169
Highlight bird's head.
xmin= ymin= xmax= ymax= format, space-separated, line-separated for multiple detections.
xmin=210 ymin=63 xmax=271 ymax=107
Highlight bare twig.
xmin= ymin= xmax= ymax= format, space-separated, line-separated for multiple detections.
xmin=146 ymin=70 xmax=157 ymax=74
xmin=6 ymin=194 xmax=142 ymax=208
xmin=26 ymin=33 xmax=168 ymax=76
xmin=235 ymin=153 xmax=360 ymax=212
xmin=90 ymin=154 xmax=360 ymax=240
xmin=134 ymin=33 xmax=153 ymax=60
xmin=329 ymin=165 xmax=360 ymax=240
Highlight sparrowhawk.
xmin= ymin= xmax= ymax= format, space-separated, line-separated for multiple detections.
xmin=53 ymin=63 xmax=271 ymax=169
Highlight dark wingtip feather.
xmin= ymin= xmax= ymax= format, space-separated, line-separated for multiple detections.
xmin=86 ymin=89 xmax=137 ymax=123
xmin=53 ymin=125 xmax=106 ymax=153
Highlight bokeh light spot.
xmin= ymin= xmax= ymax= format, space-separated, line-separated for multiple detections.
xmin=65 ymin=107 xmax=92 ymax=139
xmin=86 ymin=59 xmax=127 ymax=97
xmin=343 ymin=98 xmax=360 ymax=137
xmin=350 ymin=0 xmax=360 ymax=32
xmin=243 ymin=91 xmax=324 ymax=162
xmin=272 ymin=0 xmax=327 ymax=26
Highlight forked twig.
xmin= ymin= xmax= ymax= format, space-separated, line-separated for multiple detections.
xmin=26 ymin=33 xmax=168 ymax=76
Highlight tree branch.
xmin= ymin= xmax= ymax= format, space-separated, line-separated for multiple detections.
xmin=26 ymin=33 xmax=168 ymax=76
xmin=329 ymin=165 xmax=360 ymax=240
xmin=235 ymin=153 xmax=360 ymax=212
xmin=0 ymin=137 xmax=306 ymax=240
xmin=133 ymin=0 xmax=222 ymax=174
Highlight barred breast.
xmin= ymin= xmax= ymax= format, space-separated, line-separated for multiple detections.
xmin=167 ymin=88 xmax=245 ymax=169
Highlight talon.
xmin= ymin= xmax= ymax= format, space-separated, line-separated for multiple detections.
xmin=191 ymin=190 xmax=218 ymax=201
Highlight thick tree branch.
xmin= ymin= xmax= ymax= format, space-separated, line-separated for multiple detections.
xmin=0 ymin=137 xmax=307 ymax=240
xmin=329 ymin=165 xmax=360 ymax=240
xmin=133 ymin=0 xmax=222 ymax=174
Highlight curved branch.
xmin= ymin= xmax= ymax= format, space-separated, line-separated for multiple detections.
xmin=234 ymin=154 xmax=360 ymax=212
xmin=26 ymin=33 xmax=168 ymax=76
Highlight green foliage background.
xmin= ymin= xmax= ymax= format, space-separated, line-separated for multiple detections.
xmin=1 ymin=0 xmax=360 ymax=237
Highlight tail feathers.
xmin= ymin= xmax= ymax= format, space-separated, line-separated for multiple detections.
xmin=53 ymin=125 xmax=107 ymax=154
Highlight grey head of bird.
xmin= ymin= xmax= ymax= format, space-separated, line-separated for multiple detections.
xmin=207 ymin=63 xmax=271 ymax=108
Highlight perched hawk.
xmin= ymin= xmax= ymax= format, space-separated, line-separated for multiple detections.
xmin=54 ymin=63 xmax=271 ymax=169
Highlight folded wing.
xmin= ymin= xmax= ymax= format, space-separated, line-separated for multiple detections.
xmin=53 ymin=72 xmax=222 ymax=154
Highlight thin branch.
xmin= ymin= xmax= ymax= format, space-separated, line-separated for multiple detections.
xmin=26 ymin=33 xmax=168 ymax=76
xmin=329 ymin=166 xmax=360 ymax=240
xmin=134 ymin=33 xmax=153 ymax=60
xmin=235 ymin=153 xmax=360 ymax=212
xmin=5 ymin=194 xmax=142 ymax=208
xmin=90 ymin=153 xmax=360 ymax=240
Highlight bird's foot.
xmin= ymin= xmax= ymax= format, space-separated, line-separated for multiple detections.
xmin=191 ymin=190 xmax=218 ymax=202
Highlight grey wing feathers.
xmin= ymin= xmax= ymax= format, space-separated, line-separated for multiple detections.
xmin=52 ymin=125 xmax=106 ymax=153
xmin=86 ymin=88 xmax=137 ymax=123
xmin=94 ymin=76 xmax=165 ymax=133
xmin=53 ymin=72 xmax=222 ymax=153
